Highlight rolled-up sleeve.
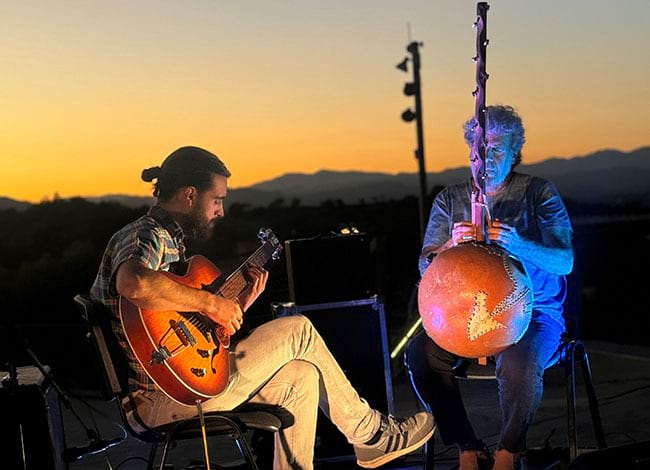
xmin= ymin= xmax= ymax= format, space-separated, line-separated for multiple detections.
xmin=419 ymin=189 xmax=453 ymax=276
xmin=107 ymin=226 xmax=165 ymax=295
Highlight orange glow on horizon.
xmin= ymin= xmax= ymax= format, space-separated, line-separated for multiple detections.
xmin=1 ymin=1 xmax=648 ymax=203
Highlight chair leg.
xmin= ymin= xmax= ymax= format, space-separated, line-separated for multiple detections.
xmin=159 ymin=433 xmax=174 ymax=470
xmin=564 ymin=341 xmax=578 ymax=461
xmin=424 ymin=438 xmax=435 ymax=470
xmin=232 ymin=432 xmax=260 ymax=470
xmin=575 ymin=342 xmax=607 ymax=450
xmin=159 ymin=416 xmax=260 ymax=470
xmin=147 ymin=441 xmax=157 ymax=470
xmin=204 ymin=415 xmax=259 ymax=470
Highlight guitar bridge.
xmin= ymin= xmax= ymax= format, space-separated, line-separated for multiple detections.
xmin=170 ymin=319 xmax=196 ymax=347
xmin=150 ymin=319 xmax=198 ymax=364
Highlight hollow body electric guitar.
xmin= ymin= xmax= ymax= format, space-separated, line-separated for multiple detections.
xmin=119 ymin=228 xmax=282 ymax=405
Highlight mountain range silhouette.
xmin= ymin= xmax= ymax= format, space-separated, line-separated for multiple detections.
xmin=2 ymin=147 xmax=648 ymax=210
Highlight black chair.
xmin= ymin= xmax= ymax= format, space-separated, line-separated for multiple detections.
xmin=74 ymin=293 xmax=293 ymax=470
xmin=406 ymin=299 xmax=607 ymax=468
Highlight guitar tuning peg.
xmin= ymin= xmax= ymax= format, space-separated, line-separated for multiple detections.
xmin=483 ymin=39 xmax=490 ymax=47
xmin=472 ymin=87 xmax=479 ymax=97
xmin=472 ymin=20 xmax=478 ymax=28
xmin=472 ymin=56 xmax=478 ymax=62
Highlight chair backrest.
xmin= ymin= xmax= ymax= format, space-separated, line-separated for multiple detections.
xmin=74 ymin=294 xmax=129 ymax=401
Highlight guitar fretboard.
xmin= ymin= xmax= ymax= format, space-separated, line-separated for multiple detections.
xmin=219 ymin=241 xmax=277 ymax=302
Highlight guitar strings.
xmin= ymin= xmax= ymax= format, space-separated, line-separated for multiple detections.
xmin=220 ymin=243 xmax=276 ymax=300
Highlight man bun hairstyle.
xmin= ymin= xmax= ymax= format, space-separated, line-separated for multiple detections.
xmin=141 ymin=166 xmax=161 ymax=182
xmin=142 ymin=146 xmax=231 ymax=201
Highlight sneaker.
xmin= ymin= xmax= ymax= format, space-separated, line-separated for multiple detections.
xmin=353 ymin=412 xmax=435 ymax=468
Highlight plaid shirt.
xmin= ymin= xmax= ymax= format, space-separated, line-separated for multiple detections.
xmin=90 ymin=205 xmax=186 ymax=392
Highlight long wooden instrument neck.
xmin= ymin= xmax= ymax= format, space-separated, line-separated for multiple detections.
xmin=471 ymin=2 xmax=490 ymax=242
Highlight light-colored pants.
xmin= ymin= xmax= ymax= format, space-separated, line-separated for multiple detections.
xmin=130 ymin=314 xmax=381 ymax=469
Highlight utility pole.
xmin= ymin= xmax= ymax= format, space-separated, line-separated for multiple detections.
xmin=397 ymin=41 xmax=428 ymax=243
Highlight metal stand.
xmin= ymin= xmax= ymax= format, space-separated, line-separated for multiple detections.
xmin=2 ymin=318 xmax=27 ymax=470
xmin=2 ymin=320 xmax=123 ymax=465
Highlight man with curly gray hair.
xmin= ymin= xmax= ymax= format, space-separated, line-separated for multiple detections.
xmin=463 ymin=104 xmax=526 ymax=168
xmin=406 ymin=105 xmax=574 ymax=470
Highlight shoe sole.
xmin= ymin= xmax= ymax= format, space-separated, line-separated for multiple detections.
xmin=356 ymin=426 xmax=436 ymax=469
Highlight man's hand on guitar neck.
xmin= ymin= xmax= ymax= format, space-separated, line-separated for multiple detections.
xmin=209 ymin=266 xmax=268 ymax=335
xmin=207 ymin=266 xmax=267 ymax=334
xmin=239 ymin=266 xmax=269 ymax=312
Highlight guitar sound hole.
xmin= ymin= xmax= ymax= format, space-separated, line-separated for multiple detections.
xmin=196 ymin=349 xmax=210 ymax=358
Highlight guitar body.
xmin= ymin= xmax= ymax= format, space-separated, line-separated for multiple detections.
xmin=119 ymin=255 xmax=230 ymax=405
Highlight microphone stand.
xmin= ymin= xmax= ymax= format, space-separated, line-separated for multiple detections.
xmin=2 ymin=320 xmax=124 ymax=465
xmin=2 ymin=317 xmax=27 ymax=470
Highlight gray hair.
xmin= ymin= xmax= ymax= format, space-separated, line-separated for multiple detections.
xmin=463 ymin=105 xmax=526 ymax=166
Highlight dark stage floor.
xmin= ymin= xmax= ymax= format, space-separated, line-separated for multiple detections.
xmin=13 ymin=339 xmax=650 ymax=469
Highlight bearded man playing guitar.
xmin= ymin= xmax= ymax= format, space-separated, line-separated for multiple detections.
xmin=90 ymin=146 xmax=434 ymax=469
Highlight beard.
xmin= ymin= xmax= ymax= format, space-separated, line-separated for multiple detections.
xmin=178 ymin=204 xmax=215 ymax=241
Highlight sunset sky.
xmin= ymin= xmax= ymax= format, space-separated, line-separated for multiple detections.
xmin=2 ymin=0 xmax=648 ymax=203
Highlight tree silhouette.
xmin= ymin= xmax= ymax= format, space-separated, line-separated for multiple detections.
xmin=0 ymin=195 xmax=648 ymax=390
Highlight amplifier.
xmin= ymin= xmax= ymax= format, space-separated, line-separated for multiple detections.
xmin=284 ymin=234 xmax=377 ymax=305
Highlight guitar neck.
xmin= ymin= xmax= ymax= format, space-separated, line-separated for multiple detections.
xmin=218 ymin=242 xmax=276 ymax=302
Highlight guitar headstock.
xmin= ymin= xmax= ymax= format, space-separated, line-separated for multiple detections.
xmin=258 ymin=228 xmax=283 ymax=260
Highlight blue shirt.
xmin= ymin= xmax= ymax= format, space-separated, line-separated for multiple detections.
xmin=420 ymin=172 xmax=573 ymax=327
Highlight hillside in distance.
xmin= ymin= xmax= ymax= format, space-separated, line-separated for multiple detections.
xmin=0 ymin=147 xmax=648 ymax=210
xmin=237 ymin=146 xmax=650 ymax=207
